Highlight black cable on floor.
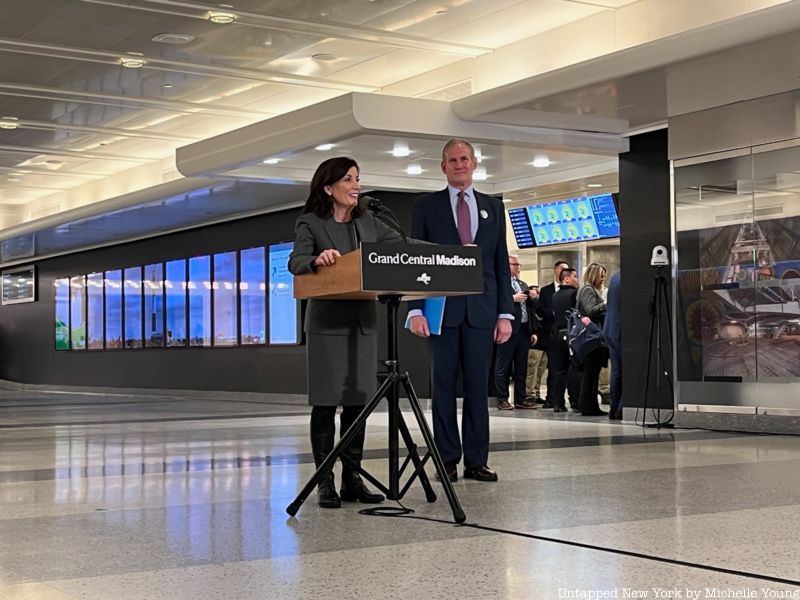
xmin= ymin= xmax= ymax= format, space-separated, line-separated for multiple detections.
xmin=361 ymin=500 xmax=800 ymax=587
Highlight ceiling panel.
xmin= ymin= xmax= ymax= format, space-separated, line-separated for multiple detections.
xmin=0 ymin=0 xmax=790 ymax=235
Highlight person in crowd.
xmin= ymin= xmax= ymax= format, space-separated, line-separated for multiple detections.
xmin=408 ymin=138 xmax=514 ymax=483
xmin=598 ymin=281 xmax=611 ymax=405
xmin=289 ymin=156 xmax=402 ymax=508
xmin=576 ymin=262 xmax=609 ymax=416
xmin=494 ymin=255 xmax=539 ymax=410
xmin=603 ymin=271 xmax=623 ymax=420
xmin=537 ymin=260 xmax=570 ymax=408
xmin=551 ymin=268 xmax=582 ymax=412
xmin=525 ymin=285 xmax=548 ymax=403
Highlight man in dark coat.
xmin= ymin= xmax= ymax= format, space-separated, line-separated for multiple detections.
xmin=603 ymin=271 xmax=623 ymax=420
xmin=536 ymin=260 xmax=570 ymax=408
xmin=408 ymin=138 xmax=514 ymax=483
xmin=494 ymin=255 xmax=539 ymax=410
xmin=551 ymin=268 xmax=581 ymax=412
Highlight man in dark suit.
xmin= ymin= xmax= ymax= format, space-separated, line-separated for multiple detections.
xmin=550 ymin=267 xmax=582 ymax=412
xmin=536 ymin=260 xmax=569 ymax=408
xmin=603 ymin=271 xmax=623 ymax=420
xmin=494 ymin=254 xmax=539 ymax=410
xmin=408 ymin=138 xmax=514 ymax=483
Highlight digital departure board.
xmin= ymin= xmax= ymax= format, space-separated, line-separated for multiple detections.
xmin=509 ymin=193 xmax=620 ymax=248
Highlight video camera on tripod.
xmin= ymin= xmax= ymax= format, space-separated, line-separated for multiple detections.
xmin=639 ymin=245 xmax=674 ymax=427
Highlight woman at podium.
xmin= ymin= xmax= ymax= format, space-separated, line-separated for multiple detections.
xmin=289 ymin=157 xmax=403 ymax=509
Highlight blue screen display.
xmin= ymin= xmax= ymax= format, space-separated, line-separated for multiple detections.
xmin=509 ymin=193 xmax=619 ymax=248
xmin=269 ymin=242 xmax=299 ymax=344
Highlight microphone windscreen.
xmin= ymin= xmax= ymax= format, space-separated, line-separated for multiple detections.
xmin=362 ymin=195 xmax=382 ymax=212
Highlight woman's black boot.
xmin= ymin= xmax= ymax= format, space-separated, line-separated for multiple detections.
xmin=339 ymin=406 xmax=385 ymax=504
xmin=310 ymin=407 xmax=341 ymax=509
xmin=316 ymin=471 xmax=341 ymax=509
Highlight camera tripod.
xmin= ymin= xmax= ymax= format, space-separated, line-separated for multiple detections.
xmin=639 ymin=266 xmax=675 ymax=427
xmin=286 ymin=295 xmax=466 ymax=523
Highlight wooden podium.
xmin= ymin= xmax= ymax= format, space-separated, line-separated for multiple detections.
xmin=286 ymin=243 xmax=483 ymax=523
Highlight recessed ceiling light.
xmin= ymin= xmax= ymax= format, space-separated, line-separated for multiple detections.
xmin=435 ymin=8 xmax=448 ymax=15
xmin=315 ymin=143 xmax=334 ymax=151
xmin=120 ymin=53 xmax=145 ymax=68
xmin=532 ymin=156 xmax=551 ymax=168
xmin=391 ymin=143 xmax=410 ymax=158
xmin=263 ymin=158 xmax=280 ymax=165
xmin=473 ymin=167 xmax=488 ymax=181
xmin=152 ymin=33 xmax=195 ymax=45
xmin=312 ymin=53 xmax=337 ymax=62
xmin=7 ymin=176 xmax=22 ymax=182
xmin=208 ymin=11 xmax=237 ymax=24
xmin=406 ymin=164 xmax=423 ymax=175
xmin=587 ymin=183 xmax=603 ymax=188
xmin=163 ymin=84 xmax=173 ymax=89
xmin=263 ymin=35 xmax=273 ymax=47
xmin=0 ymin=116 xmax=19 ymax=129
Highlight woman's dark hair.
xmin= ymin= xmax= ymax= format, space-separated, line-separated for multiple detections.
xmin=302 ymin=156 xmax=365 ymax=218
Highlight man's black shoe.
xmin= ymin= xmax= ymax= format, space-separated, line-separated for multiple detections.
xmin=541 ymin=400 xmax=554 ymax=409
xmin=514 ymin=400 xmax=537 ymax=410
xmin=434 ymin=461 xmax=458 ymax=482
xmin=463 ymin=465 xmax=498 ymax=482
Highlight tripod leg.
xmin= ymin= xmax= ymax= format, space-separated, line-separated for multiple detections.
xmin=395 ymin=409 xmax=437 ymax=502
xmin=658 ymin=277 xmax=675 ymax=396
xmin=401 ymin=376 xmax=466 ymax=524
xmin=286 ymin=374 xmax=395 ymax=517
xmin=641 ymin=278 xmax=658 ymax=424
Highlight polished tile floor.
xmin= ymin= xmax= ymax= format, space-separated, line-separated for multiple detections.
xmin=1 ymin=391 xmax=799 ymax=600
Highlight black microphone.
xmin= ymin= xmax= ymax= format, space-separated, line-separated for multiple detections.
xmin=362 ymin=195 xmax=406 ymax=242
xmin=363 ymin=195 xmax=386 ymax=214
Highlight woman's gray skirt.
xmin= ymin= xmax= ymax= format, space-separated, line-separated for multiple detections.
xmin=306 ymin=330 xmax=378 ymax=407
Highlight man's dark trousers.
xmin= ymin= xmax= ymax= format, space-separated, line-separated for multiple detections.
xmin=430 ymin=323 xmax=493 ymax=468
xmin=494 ymin=326 xmax=531 ymax=406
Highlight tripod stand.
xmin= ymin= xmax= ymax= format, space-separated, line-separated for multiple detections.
xmin=286 ymin=295 xmax=466 ymax=523
xmin=640 ymin=266 xmax=675 ymax=427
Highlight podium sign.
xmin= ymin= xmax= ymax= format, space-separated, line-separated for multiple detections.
xmin=360 ymin=242 xmax=481 ymax=295
xmin=294 ymin=243 xmax=482 ymax=300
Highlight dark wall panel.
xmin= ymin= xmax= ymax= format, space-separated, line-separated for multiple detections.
xmin=0 ymin=190 xmax=433 ymax=396
xmin=618 ymin=129 xmax=674 ymax=410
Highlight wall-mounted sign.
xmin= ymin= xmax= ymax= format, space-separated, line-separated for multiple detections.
xmin=2 ymin=265 xmax=36 ymax=305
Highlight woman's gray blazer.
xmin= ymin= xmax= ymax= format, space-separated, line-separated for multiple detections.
xmin=288 ymin=211 xmax=402 ymax=406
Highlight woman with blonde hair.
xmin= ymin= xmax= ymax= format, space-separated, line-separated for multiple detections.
xmin=576 ymin=262 xmax=608 ymax=416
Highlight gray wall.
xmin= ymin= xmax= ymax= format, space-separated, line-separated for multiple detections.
xmin=0 ymin=191 xmax=432 ymax=396
xmin=618 ymin=129 xmax=674 ymax=411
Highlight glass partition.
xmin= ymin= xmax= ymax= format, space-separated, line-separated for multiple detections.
xmin=54 ymin=278 xmax=70 ymax=350
xmin=69 ymin=276 xmax=86 ymax=350
xmin=675 ymin=145 xmax=800 ymax=386
xmin=213 ymin=251 xmax=237 ymax=347
xmin=86 ymin=272 xmax=104 ymax=350
xmin=105 ymin=270 xmax=123 ymax=349
xmin=675 ymin=153 xmax=756 ymax=382
xmin=165 ymin=259 xmax=187 ymax=347
xmin=51 ymin=244 xmax=306 ymax=352
xmin=751 ymin=145 xmax=800 ymax=379
xmin=240 ymin=247 xmax=266 ymax=345
xmin=268 ymin=242 xmax=298 ymax=344
xmin=144 ymin=263 xmax=164 ymax=348
xmin=188 ymin=255 xmax=211 ymax=347
xmin=124 ymin=266 xmax=143 ymax=349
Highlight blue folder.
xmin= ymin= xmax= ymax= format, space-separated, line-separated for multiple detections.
xmin=404 ymin=296 xmax=446 ymax=335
